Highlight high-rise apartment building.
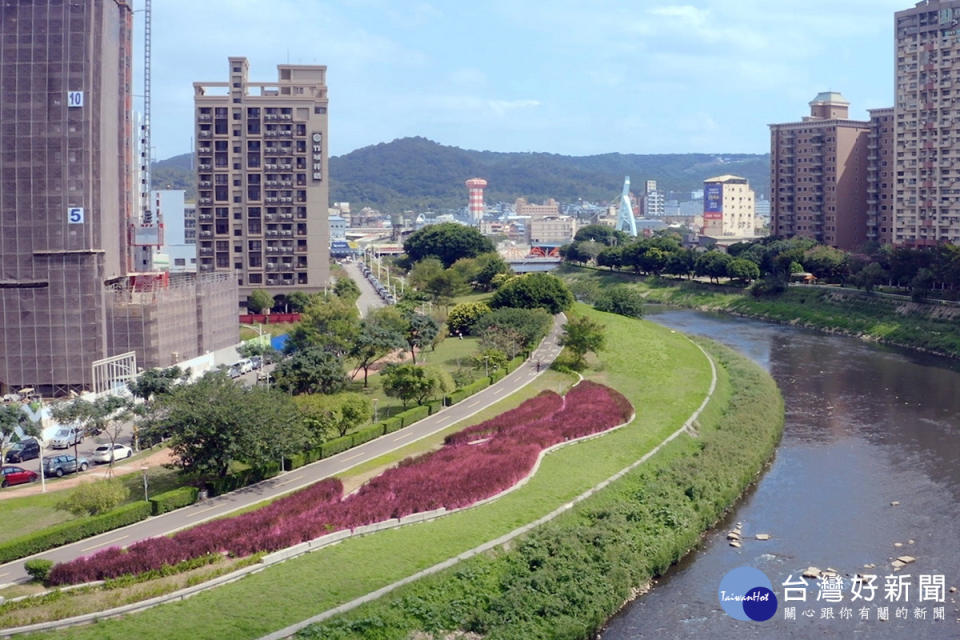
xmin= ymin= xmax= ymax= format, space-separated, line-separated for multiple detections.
xmin=194 ymin=58 xmax=330 ymax=307
xmin=642 ymin=180 xmax=665 ymax=217
xmin=0 ymin=0 xmax=134 ymax=394
xmin=867 ymin=107 xmax=896 ymax=245
xmin=769 ymin=93 xmax=871 ymax=250
xmin=893 ymin=0 xmax=960 ymax=246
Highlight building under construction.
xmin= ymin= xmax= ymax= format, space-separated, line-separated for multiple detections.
xmin=0 ymin=1 xmax=237 ymax=396
xmin=107 ymin=272 xmax=237 ymax=371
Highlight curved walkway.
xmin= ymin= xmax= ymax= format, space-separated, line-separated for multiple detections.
xmin=0 ymin=316 xmax=566 ymax=587
xmin=259 ymin=337 xmax=718 ymax=640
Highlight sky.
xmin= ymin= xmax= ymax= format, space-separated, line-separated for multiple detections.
xmin=137 ymin=0 xmax=908 ymax=161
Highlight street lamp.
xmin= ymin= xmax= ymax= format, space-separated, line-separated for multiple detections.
xmin=141 ymin=464 xmax=149 ymax=502
xmin=484 ymin=355 xmax=489 ymax=378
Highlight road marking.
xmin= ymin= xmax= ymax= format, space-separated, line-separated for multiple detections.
xmin=82 ymin=535 xmax=126 ymax=552
xmin=275 ymin=478 xmax=295 ymax=486
xmin=0 ymin=573 xmax=8 ymax=579
xmin=194 ymin=505 xmax=220 ymax=515
xmin=393 ymin=432 xmax=415 ymax=442
xmin=465 ymin=400 xmax=481 ymax=408
xmin=342 ymin=452 xmax=364 ymax=462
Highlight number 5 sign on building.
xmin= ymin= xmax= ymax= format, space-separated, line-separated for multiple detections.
xmin=68 ymin=207 xmax=84 ymax=224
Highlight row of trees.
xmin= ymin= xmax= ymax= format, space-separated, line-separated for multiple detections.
xmin=565 ymin=225 xmax=960 ymax=300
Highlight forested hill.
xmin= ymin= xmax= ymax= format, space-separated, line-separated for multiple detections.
xmin=152 ymin=137 xmax=770 ymax=212
xmin=329 ymin=137 xmax=769 ymax=212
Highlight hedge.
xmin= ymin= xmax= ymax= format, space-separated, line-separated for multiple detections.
xmin=208 ymin=463 xmax=281 ymax=497
xmin=320 ymin=436 xmax=353 ymax=458
xmin=149 ymin=486 xmax=200 ymax=515
xmin=0 ymin=501 xmax=153 ymax=564
xmin=351 ymin=424 xmax=386 ymax=447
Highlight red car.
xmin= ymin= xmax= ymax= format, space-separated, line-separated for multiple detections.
xmin=1 ymin=466 xmax=38 ymax=488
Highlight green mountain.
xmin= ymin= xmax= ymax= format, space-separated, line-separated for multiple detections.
xmin=152 ymin=137 xmax=770 ymax=212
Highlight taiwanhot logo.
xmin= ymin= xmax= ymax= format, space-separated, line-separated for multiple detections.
xmin=718 ymin=566 xmax=778 ymax=622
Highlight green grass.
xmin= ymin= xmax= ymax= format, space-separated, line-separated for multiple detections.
xmin=561 ymin=264 xmax=960 ymax=358
xmin=0 ymin=462 xmax=181 ymax=544
xmin=18 ymin=306 xmax=716 ymax=639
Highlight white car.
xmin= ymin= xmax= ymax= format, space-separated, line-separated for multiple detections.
xmin=91 ymin=443 xmax=133 ymax=464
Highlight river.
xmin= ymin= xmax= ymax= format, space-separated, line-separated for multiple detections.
xmin=600 ymin=309 xmax=960 ymax=639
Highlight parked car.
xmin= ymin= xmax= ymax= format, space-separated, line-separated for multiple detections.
xmin=228 ymin=365 xmax=243 ymax=379
xmin=1 ymin=466 xmax=38 ymax=488
xmin=235 ymin=359 xmax=254 ymax=374
xmin=50 ymin=427 xmax=83 ymax=449
xmin=5 ymin=438 xmax=40 ymax=463
xmin=42 ymin=454 xmax=88 ymax=477
xmin=249 ymin=355 xmax=263 ymax=370
xmin=91 ymin=443 xmax=133 ymax=464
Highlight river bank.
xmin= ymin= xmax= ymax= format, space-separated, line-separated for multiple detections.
xmin=294 ymin=309 xmax=784 ymax=640
xmin=560 ymin=265 xmax=960 ymax=359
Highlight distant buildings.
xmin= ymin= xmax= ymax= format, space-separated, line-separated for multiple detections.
xmin=329 ymin=216 xmax=347 ymax=241
xmin=529 ymin=216 xmax=578 ymax=245
xmin=515 ymin=198 xmax=560 ymax=218
xmin=194 ymin=58 xmax=331 ymax=307
xmin=702 ymin=175 xmax=757 ymax=240
xmin=641 ymin=180 xmax=665 ymax=217
xmin=152 ymin=190 xmax=197 ymax=273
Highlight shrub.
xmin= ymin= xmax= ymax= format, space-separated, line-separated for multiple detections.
xmin=57 ymin=479 xmax=130 ymax=516
xmin=149 ymin=487 xmax=199 ymax=516
xmin=320 ymin=436 xmax=353 ymax=459
xmin=0 ymin=502 xmax=152 ymax=564
xmin=49 ymin=384 xmax=633 ymax=584
xmin=594 ymin=285 xmax=645 ymax=318
xmin=24 ymin=558 xmax=54 ymax=583
xmin=351 ymin=424 xmax=385 ymax=447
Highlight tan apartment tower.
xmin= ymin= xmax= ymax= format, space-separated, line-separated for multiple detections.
xmin=867 ymin=108 xmax=896 ymax=245
xmin=769 ymin=92 xmax=870 ymax=250
xmin=0 ymin=0 xmax=134 ymax=395
xmin=701 ymin=176 xmax=756 ymax=239
xmin=893 ymin=1 xmax=960 ymax=246
xmin=194 ymin=58 xmax=330 ymax=307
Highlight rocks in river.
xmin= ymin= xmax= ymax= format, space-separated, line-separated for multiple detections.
xmin=894 ymin=542 xmax=904 ymax=548
xmin=729 ymin=540 xmax=742 ymax=548
xmin=896 ymin=555 xmax=916 ymax=565
xmin=755 ymin=533 xmax=771 ymax=541
xmin=908 ymin=539 xmax=915 ymax=545
xmin=890 ymin=501 xmax=900 ymax=506
xmin=727 ymin=531 xmax=741 ymax=541
xmin=949 ymin=586 xmax=957 ymax=593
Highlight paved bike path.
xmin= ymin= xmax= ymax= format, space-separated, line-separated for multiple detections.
xmin=0 ymin=316 xmax=566 ymax=585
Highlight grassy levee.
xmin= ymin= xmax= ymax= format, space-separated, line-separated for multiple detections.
xmin=562 ymin=264 xmax=960 ymax=358
xmin=15 ymin=307 xmax=714 ymax=640
xmin=293 ymin=336 xmax=782 ymax=639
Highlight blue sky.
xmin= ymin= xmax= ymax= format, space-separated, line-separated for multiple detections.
xmin=138 ymin=0 xmax=907 ymax=161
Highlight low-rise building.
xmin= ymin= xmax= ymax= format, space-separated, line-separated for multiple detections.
xmin=528 ymin=215 xmax=577 ymax=244
xmin=701 ymin=175 xmax=756 ymax=239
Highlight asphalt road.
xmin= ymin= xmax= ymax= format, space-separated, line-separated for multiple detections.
xmin=340 ymin=259 xmax=386 ymax=317
xmin=0 ymin=315 xmax=566 ymax=586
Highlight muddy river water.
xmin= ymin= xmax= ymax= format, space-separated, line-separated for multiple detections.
xmin=600 ymin=309 xmax=960 ymax=639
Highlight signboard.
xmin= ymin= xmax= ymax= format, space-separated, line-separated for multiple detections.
xmin=67 ymin=91 xmax=84 ymax=107
xmin=704 ymin=183 xmax=723 ymax=214
xmin=311 ymin=132 xmax=323 ymax=182
xmin=68 ymin=207 xmax=84 ymax=224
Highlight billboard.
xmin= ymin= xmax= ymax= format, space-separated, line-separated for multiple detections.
xmin=704 ymin=183 xmax=723 ymax=220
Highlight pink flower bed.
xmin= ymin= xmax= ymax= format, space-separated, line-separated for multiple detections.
xmin=48 ymin=381 xmax=632 ymax=585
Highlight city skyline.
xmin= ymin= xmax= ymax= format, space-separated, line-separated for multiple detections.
xmin=139 ymin=0 xmax=906 ymax=161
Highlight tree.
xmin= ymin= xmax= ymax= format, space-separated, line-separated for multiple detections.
xmin=594 ymin=285 xmax=645 ymax=317
xmin=382 ymin=364 xmax=433 ymax=408
xmin=294 ymin=392 xmax=372 ymax=440
xmin=287 ymin=291 xmax=314 ymax=312
xmin=664 ymin=250 xmax=695 ymax=279
xmin=596 ymin=246 xmax=624 ymax=270
xmin=143 ymin=372 xmax=309 ymax=480
xmin=726 ymin=258 xmax=761 ymax=284
xmin=237 ymin=341 xmax=279 ymax=362
xmin=333 ymin=276 xmax=361 ymax=302
xmin=272 ymin=347 xmax=348 ymax=395
xmin=803 ymin=245 xmax=848 ymax=282
xmin=472 ymin=252 xmax=512 ymax=291
xmin=911 ymin=267 xmax=934 ymax=302
xmin=349 ymin=320 xmax=406 ymax=387
xmin=51 ymin=395 xmax=131 ymax=465
xmin=408 ymin=258 xmax=446 ymax=291
xmin=57 ymin=479 xmax=129 ymax=516
xmin=490 ymin=272 xmax=573 ymax=314
xmin=403 ymin=222 xmax=496 ymax=267
xmin=472 ymin=348 xmax=508 ymax=376
xmin=423 ymin=269 xmax=466 ymax=302
xmin=694 ymin=251 xmax=733 ymax=284
xmin=247 ymin=289 xmax=274 ymax=314
xmin=574 ymin=224 xmax=628 ymax=246
xmin=473 ymin=307 xmax=552 ymax=352
xmin=285 ymin=294 xmax=360 ymax=355
xmin=558 ymin=316 xmax=606 ymax=370
xmin=404 ymin=312 xmax=439 ymax=364
xmin=447 ymin=301 xmax=492 ymax=336
xmin=0 ymin=404 xmax=39 ymax=464
xmin=128 ymin=366 xmax=187 ymax=402
xmin=853 ymin=261 xmax=886 ymax=293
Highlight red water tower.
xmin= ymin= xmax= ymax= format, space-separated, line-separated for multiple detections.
xmin=465 ymin=178 xmax=487 ymax=224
